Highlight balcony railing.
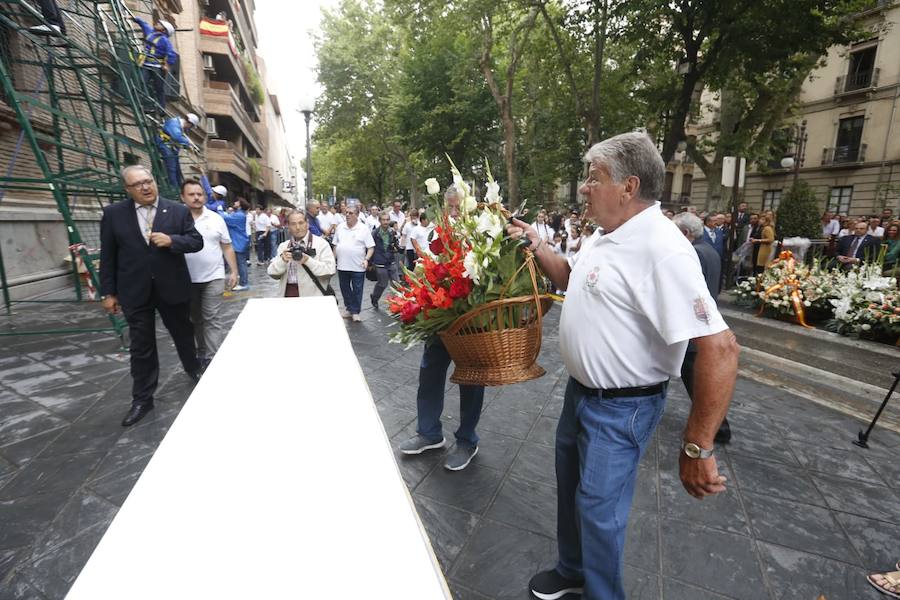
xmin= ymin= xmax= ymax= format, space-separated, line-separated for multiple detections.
xmin=834 ymin=67 xmax=880 ymax=95
xmin=207 ymin=139 xmax=250 ymax=183
xmin=821 ymin=144 xmax=867 ymax=166
xmin=202 ymin=82 xmax=263 ymax=156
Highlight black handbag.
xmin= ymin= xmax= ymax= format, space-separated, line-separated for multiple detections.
xmin=365 ymin=266 xmax=379 ymax=282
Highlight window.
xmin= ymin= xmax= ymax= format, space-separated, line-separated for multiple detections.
xmin=835 ymin=116 xmax=865 ymax=162
xmin=663 ymin=171 xmax=673 ymax=203
xmin=681 ymin=173 xmax=693 ymax=200
xmin=846 ymin=46 xmax=877 ymax=91
xmin=763 ymin=189 xmax=782 ymax=211
xmin=829 ymin=186 xmax=853 ymax=214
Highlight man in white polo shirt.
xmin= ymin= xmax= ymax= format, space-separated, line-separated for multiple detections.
xmin=333 ymin=204 xmax=374 ymax=322
xmin=509 ymin=132 xmax=739 ymax=600
xmin=181 ymin=179 xmax=238 ymax=367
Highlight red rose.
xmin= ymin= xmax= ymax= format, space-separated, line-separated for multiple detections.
xmin=400 ymin=302 xmax=421 ymax=323
xmin=449 ymin=277 xmax=473 ymax=299
xmin=429 ymin=237 xmax=445 ymax=255
xmin=433 ymin=263 xmax=450 ymax=281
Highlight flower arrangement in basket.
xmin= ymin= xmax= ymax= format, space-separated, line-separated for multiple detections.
xmin=387 ymin=161 xmax=551 ymax=386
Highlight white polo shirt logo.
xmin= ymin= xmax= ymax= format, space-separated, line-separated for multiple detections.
xmin=585 ymin=266 xmax=600 ymax=290
xmin=693 ymin=297 xmax=710 ymax=324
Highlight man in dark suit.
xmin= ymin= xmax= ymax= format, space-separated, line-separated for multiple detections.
xmin=101 ymin=165 xmax=204 ymax=426
xmin=837 ymin=221 xmax=880 ymax=270
xmin=734 ymin=202 xmax=750 ymax=229
xmin=672 ymin=212 xmax=731 ymax=443
xmin=702 ymin=213 xmax=725 ymax=259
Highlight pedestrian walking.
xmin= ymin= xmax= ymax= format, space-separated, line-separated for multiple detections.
xmin=370 ymin=210 xmax=401 ymax=308
xmin=268 ymin=211 xmax=336 ymax=298
xmin=100 ymin=165 xmax=204 ymax=427
xmin=254 ymin=208 xmax=271 ymax=265
xmin=221 ymin=198 xmax=251 ymax=291
xmin=333 ymin=204 xmax=374 ymax=322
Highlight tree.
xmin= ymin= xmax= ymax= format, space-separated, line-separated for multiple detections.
xmin=777 ymin=180 xmax=821 ymax=239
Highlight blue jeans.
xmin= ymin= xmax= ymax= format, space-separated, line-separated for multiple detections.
xmin=338 ymin=270 xmax=365 ymax=314
xmin=416 ymin=338 xmax=485 ymax=447
xmin=255 ymin=232 xmax=268 ymax=263
xmin=156 ymin=142 xmax=181 ymax=189
xmin=235 ymin=250 xmax=249 ymax=286
xmin=142 ymin=67 xmax=166 ymax=112
xmin=555 ymin=377 xmax=666 ymax=600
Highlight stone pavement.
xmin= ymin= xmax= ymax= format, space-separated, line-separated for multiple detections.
xmin=1 ymin=266 xmax=899 ymax=599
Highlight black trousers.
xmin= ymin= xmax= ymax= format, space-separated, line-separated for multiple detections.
xmin=681 ymin=349 xmax=729 ymax=433
xmin=38 ymin=0 xmax=65 ymax=30
xmin=122 ymin=288 xmax=200 ymax=407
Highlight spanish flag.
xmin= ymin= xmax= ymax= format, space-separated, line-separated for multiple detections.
xmin=199 ymin=18 xmax=229 ymax=37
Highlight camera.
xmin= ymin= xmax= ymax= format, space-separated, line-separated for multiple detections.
xmin=290 ymin=243 xmax=316 ymax=261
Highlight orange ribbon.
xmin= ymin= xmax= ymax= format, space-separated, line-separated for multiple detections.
xmin=756 ymin=250 xmax=813 ymax=329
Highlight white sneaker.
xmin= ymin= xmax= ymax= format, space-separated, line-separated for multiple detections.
xmin=352 ymin=314 xmax=362 ymax=322
xmin=232 ymin=285 xmax=248 ymax=292
xmin=339 ymin=309 xmax=351 ymax=319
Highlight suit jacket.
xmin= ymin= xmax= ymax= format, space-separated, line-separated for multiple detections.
xmin=837 ymin=234 xmax=880 ymax=262
xmin=734 ymin=212 xmax=750 ymax=229
xmin=100 ymin=197 xmax=203 ymax=308
xmin=702 ymin=227 xmax=725 ymax=259
xmin=692 ymin=238 xmax=722 ymax=299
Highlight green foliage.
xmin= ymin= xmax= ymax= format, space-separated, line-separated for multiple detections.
xmin=776 ymin=180 xmax=821 ymax=239
xmin=248 ymin=157 xmax=262 ymax=185
xmin=243 ymin=57 xmax=266 ymax=106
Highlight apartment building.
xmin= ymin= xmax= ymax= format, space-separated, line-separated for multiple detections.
xmin=680 ymin=2 xmax=900 ymax=217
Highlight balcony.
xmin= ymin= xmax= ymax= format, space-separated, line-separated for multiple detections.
xmin=202 ymin=82 xmax=264 ymax=156
xmin=834 ymin=68 xmax=880 ymax=96
xmin=199 ymin=33 xmax=260 ymax=121
xmin=207 ymin=139 xmax=250 ymax=183
xmin=821 ymin=144 xmax=867 ymax=166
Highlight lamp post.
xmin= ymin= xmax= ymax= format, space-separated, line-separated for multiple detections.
xmin=780 ymin=119 xmax=808 ymax=187
xmin=298 ymin=97 xmax=315 ymax=204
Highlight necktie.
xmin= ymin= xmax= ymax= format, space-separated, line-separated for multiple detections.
xmin=849 ymin=236 xmax=862 ymax=258
xmin=139 ymin=205 xmax=155 ymax=244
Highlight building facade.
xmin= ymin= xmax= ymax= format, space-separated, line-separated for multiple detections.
xmin=684 ymin=2 xmax=900 ymax=217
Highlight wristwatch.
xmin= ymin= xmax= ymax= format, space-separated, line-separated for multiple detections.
xmin=682 ymin=440 xmax=714 ymax=459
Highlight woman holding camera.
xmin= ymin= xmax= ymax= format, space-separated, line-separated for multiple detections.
xmin=370 ymin=210 xmax=402 ymax=309
xmin=267 ymin=211 xmax=336 ymax=298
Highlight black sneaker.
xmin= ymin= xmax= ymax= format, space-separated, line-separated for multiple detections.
xmin=529 ymin=569 xmax=584 ymax=600
xmin=370 ymin=294 xmax=378 ymax=309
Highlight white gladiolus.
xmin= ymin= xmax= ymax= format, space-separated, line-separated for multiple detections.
xmin=485 ymin=181 xmax=501 ymax=204
xmin=476 ymin=209 xmax=503 ymax=238
xmin=425 ymin=178 xmax=440 ymax=195
xmin=463 ymin=251 xmax=481 ymax=284
xmin=463 ymin=195 xmax=477 ymax=213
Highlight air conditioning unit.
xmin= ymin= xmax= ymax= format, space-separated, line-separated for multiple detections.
xmin=202 ymin=54 xmax=215 ymax=72
xmin=206 ymin=117 xmax=218 ymax=137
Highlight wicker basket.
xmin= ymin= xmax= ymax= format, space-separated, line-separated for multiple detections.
xmin=439 ymin=251 xmax=552 ymax=386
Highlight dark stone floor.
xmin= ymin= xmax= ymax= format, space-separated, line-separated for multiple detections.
xmin=1 ymin=266 xmax=899 ymax=599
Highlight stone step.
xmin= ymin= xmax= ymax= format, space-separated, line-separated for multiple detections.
xmin=720 ymin=304 xmax=899 ymax=390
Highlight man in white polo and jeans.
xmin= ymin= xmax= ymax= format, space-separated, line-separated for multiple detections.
xmin=508 ymin=132 xmax=740 ymax=600
xmin=181 ymin=179 xmax=238 ymax=367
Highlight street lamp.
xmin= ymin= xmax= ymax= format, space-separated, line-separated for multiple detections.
xmin=780 ymin=119 xmax=808 ymax=186
xmin=297 ymin=96 xmax=315 ymax=204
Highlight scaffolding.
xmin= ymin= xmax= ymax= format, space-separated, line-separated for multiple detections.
xmin=0 ymin=0 xmax=198 ymax=342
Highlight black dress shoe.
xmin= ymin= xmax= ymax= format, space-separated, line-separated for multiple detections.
xmin=714 ymin=417 xmax=732 ymax=445
xmin=121 ymin=404 xmax=153 ymax=427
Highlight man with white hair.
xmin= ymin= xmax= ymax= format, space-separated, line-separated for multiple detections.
xmin=509 ymin=132 xmax=739 ymax=600
xmin=133 ymin=15 xmax=177 ymax=112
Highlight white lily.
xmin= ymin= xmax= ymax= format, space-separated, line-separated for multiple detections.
xmin=475 ymin=209 xmax=503 ymax=238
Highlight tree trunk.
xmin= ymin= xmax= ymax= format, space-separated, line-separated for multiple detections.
xmin=661 ymin=72 xmax=699 ymax=163
xmin=588 ymin=0 xmax=608 ymax=146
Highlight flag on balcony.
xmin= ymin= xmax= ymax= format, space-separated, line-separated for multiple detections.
xmin=199 ymin=18 xmax=229 ymax=37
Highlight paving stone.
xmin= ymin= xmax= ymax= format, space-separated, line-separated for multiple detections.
xmin=757 ymin=542 xmax=882 ymax=600
xmin=832 ymin=512 xmax=900 ymax=571
xmin=374 ymin=402 xmax=417 ymax=439
xmin=624 ymin=510 xmax=658 ymax=570
xmin=662 ymin=577 xmax=736 ymax=599
xmin=0 ymin=428 xmax=65 ymax=468
xmin=811 ymin=472 xmax=900 ymax=523
xmin=660 ymin=518 xmax=766 ymax=600
xmin=659 ymin=455 xmax=749 ymax=536
xmin=525 ymin=416 xmax=557 ymax=446
xmin=469 ymin=432 xmax=522 ymax=473
xmin=413 ymin=495 xmax=480 ymax=573
xmin=509 ymin=442 xmax=556 ymax=486
xmin=417 ymin=463 xmax=505 ymax=515
xmin=742 ymin=492 xmax=858 ymax=564
xmin=451 ymin=519 xmax=556 ymax=600
xmin=624 ymin=566 xmax=661 ymax=600
xmin=789 ymin=440 xmax=885 ymax=486
xmin=0 ymin=402 xmax=67 ymax=448
xmin=728 ymin=453 xmax=825 ymax=507
xmin=477 ymin=408 xmax=538 ymax=441
xmin=485 ymin=475 xmax=556 ymax=539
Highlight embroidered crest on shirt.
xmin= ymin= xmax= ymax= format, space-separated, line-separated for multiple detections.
xmin=585 ymin=266 xmax=600 ymax=290
xmin=693 ymin=297 xmax=710 ymax=323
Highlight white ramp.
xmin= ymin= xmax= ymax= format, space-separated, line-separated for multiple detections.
xmin=66 ymin=297 xmax=450 ymax=600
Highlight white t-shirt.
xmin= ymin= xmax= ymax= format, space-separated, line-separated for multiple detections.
xmin=869 ymin=226 xmax=885 ymax=237
xmin=185 ymin=208 xmax=232 ymax=283
xmin=401 ymin=221 xmax=415 ymax=250
xmin=269 ymin=214 xmax=281 ymax=228
xmin=560 ymin=203 xmax=728 ymax=389
xmin=565 ymin=235 xmax=581 ymax=259
xmin=535 ymin=222 xmax=555 ymax=242
xmin=255 ymin=213 xmax=270 ymax=233
xmin=389 ymin=210 xmax=406 ymax=231
xmin=822 ymin=219 xmax=840 ymax=237
xmin=333 ymin=221 xmax=375 ymax=272
xmin=317 ymin=211 xmax=335 ymax=235
xmin=410 ymin=223 xmax=435 ymax=255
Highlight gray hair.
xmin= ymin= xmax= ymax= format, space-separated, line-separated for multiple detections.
xmin=583 ymin=132 xmax=665 ymax=203
xmin=379 ymin=209 xmax=391 ymax=220
xmin=345 ymin=204 xmax=359 ymax=215
xmin=444 ymin=185 xmax=459 ymax=200
xmin=120 ymin=164 xmax=153 ymax=182
xmin=672 ymin=212 xmax=704 ymax=239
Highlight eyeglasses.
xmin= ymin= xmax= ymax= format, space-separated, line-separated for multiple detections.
xmin=127 ymin=179 xmax=155 ymax=189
